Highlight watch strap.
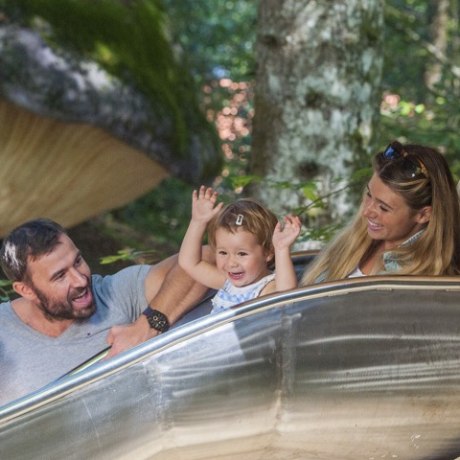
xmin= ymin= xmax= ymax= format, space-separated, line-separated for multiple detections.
xmin=142 ymin=307 xmax=170 ymax=333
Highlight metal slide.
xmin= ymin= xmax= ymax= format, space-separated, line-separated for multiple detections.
xmin=1 ymin=277 xmax=460 ymax=459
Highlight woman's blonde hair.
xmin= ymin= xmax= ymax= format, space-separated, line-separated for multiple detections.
xmin=301 ymin=141 xmax=460 ymax=285
xmin=207 ymin=198 xmax=278 ymax=261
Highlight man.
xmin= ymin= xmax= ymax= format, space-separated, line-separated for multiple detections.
xmin=0 ymin=218 xmax=209 ymax=405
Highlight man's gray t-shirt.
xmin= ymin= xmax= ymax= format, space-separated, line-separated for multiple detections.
xmin=0 ymin=264 xmax=150 ymax=406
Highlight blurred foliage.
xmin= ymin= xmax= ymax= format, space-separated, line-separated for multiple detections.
xmin=112 ymin=177 xmax=194 ymax=249
xmin=113 ymin=1 xmax=258 ymax=252
xmin=162 ymin=0 xmax=256 ymax=84
xmin=161 ymin=0 xmax=257 ymax=186
xmin=0 ymin=278 xmax=13 ymax=302
xmin=379 ymin=1 xmax=460 ymax=174
xmin=115 ymin=0 xmax=460 ymax=252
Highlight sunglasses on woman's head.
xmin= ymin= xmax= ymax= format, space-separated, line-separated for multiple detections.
xmin=383 ymin=143 xmax=428 ymax=179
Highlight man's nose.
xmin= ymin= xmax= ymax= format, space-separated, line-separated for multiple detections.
xmin=69 ymin=268 xmax=87 ymax=286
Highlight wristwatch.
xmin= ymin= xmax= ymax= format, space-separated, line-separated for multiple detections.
xmin=142 ymin=307 xmax=170 ymax=333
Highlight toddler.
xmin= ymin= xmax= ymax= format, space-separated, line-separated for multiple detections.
xmin=179 ymin=186 xmax=302 ymax=313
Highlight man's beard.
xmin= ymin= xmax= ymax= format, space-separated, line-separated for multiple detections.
xmin=32 ymin=277 xmax=96 ymax=321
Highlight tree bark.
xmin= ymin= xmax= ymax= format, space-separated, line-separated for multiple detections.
xmin=424 ymin=0 xmax=450 ymax=91
xmin=250 ymin=0 xmax=384 ymax=222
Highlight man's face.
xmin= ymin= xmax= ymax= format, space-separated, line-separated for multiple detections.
xmin=25 ymin=234 xmax=95 ymax=321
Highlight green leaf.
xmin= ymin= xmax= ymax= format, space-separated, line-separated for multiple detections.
xmin=301 ymin=183 xmax=319 ymax=202
xmin=230 ymin=175 xmax=260 ymax=188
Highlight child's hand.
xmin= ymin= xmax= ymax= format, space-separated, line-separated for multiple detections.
xmin=191 ymin=186 xmax=223 ymax=223
xmin=272 ymin=215 xmax=302 ymax=250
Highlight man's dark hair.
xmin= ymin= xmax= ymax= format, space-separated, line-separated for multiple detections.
xmin=0 ymin=218 xmax=66 ymax=282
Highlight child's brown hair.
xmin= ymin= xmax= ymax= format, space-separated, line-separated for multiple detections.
xmin=207 ymin=199 xmax=278 ymax=258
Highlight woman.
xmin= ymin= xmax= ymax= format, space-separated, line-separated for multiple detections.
xmin=301 ymin=140 xmax=460 ymax=285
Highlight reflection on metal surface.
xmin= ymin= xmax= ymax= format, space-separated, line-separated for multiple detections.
xmin=2 ymin=277 xmax=460 ymax=459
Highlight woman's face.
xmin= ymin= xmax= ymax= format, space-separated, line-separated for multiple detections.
xmin=362 ymin=173 xmax=431 ymax=250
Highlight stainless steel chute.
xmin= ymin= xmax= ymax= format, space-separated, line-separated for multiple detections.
xmin=1 ymin=277 xmax=460 ymax=459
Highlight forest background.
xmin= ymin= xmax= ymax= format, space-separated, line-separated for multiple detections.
xmin=1 ymin=0 xmax=460 ymax=277
xmin=108 ymin=0 xmax=460 ymax=265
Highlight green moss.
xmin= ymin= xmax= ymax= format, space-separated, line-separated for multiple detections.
xmin=1 ymin=0 xmax=216 ymax=157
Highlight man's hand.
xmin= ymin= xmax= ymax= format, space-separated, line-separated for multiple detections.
xmin=105 ymin=315 xmax=158 ymax=358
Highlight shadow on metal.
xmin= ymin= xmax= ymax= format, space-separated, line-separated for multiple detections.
xmin=1 ymin=265 xmax=460 ymax=458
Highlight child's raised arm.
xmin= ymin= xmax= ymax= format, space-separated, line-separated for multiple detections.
xmin=178 ymin=186 xmax=225 ymax=289
xmin=272 ymin=215 xmax=302 ymax=291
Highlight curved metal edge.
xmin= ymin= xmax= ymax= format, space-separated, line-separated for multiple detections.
xmin=1 ymin=274 xmax=459 ymax=424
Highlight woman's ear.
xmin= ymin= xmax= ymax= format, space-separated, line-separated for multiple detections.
xmin=416 ymin=206 xmax=432 ymax=224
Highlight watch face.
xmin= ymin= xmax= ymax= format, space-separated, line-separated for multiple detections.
xmin=144 ymin=308 xmax=170 ymax=332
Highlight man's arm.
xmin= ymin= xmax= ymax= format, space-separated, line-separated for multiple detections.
xmin=106 ymin=248 xmax=212 ymax=357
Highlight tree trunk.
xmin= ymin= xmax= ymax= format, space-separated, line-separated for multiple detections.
xmin=250 ymin=0 xmax=384 ymax=223
xmin=424 ymin=0 xmax=450 ymax=91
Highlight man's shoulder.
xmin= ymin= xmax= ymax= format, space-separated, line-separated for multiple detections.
xmin=91 ymin=265 xmax=150 ymax=287
xmin=91 ymin=264 xmax=151 ymax=300
xmin=0 ymin=299 xmax=13 ymax=317
xmin=91 ymin=264 xmax=150 ymax=285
